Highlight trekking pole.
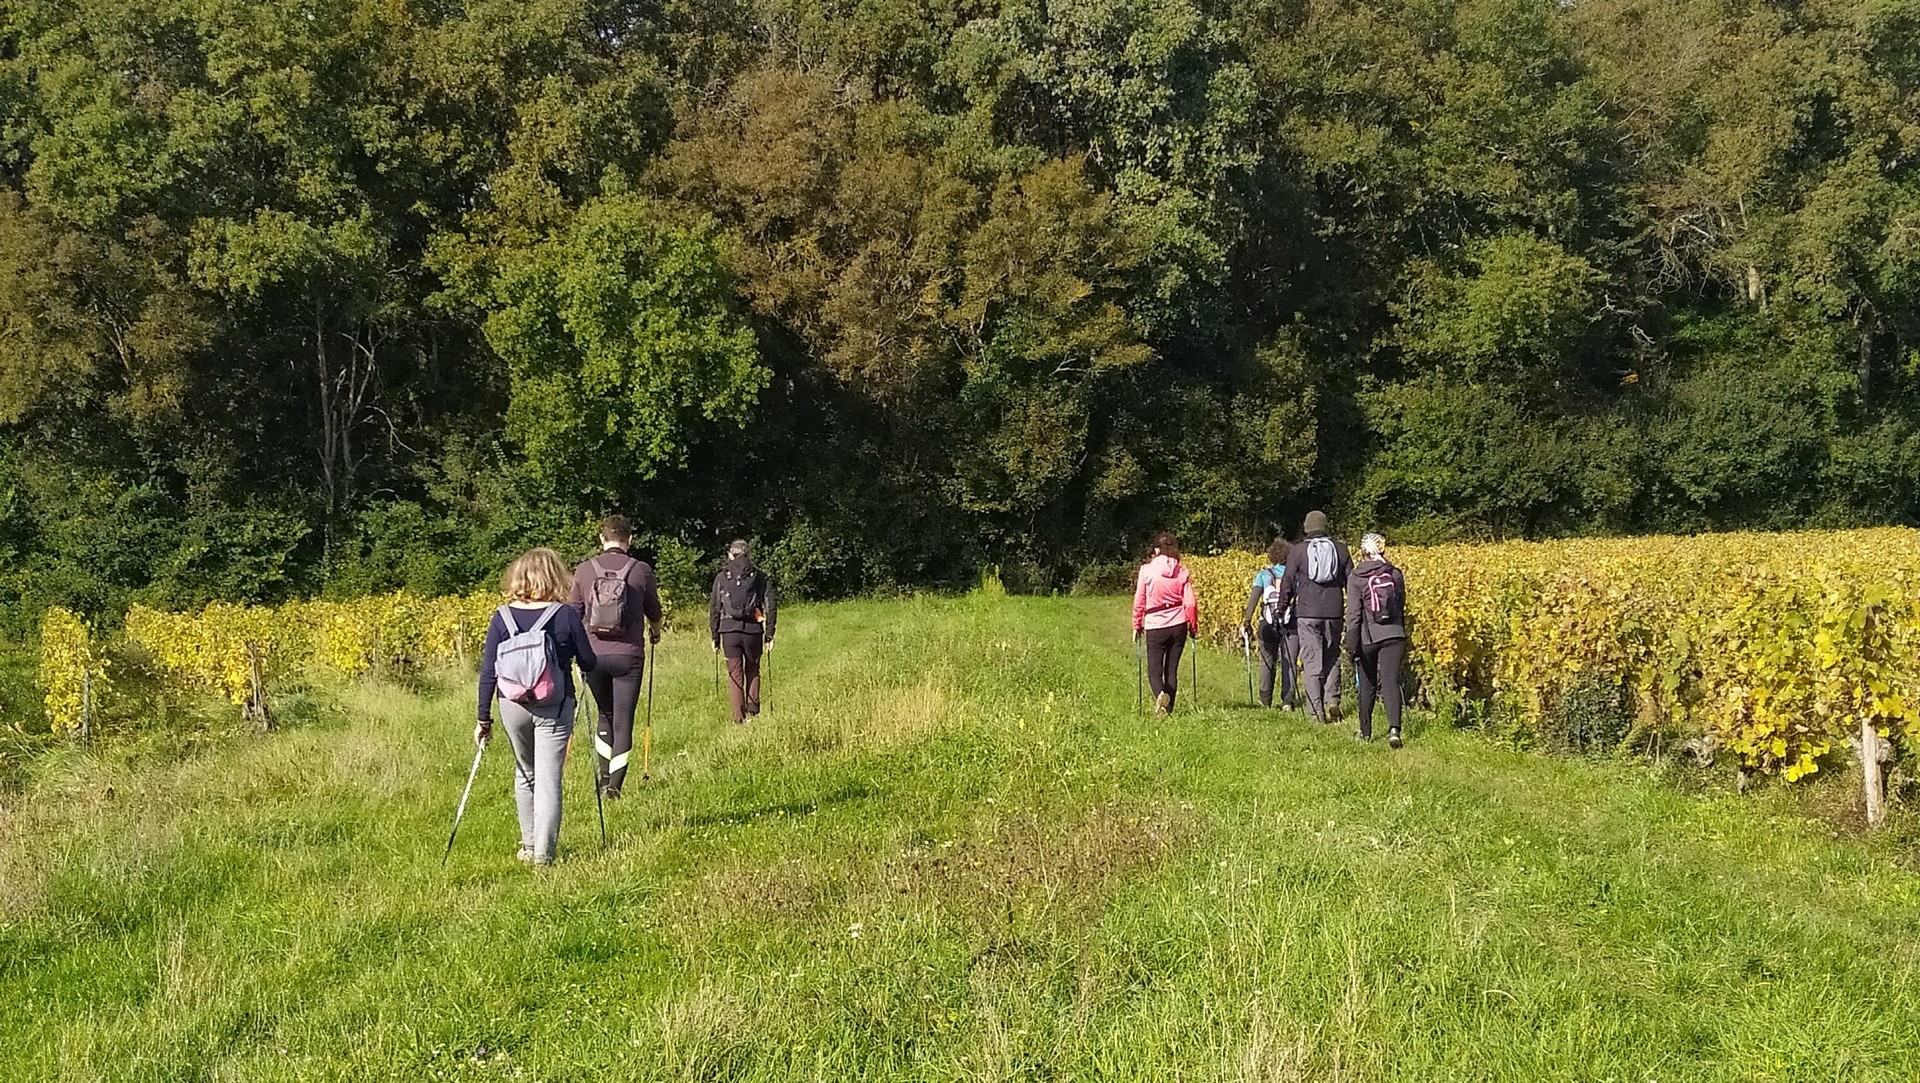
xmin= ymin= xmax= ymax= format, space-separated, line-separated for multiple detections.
xmin=1242 ymin=626 xmax=1255 ymax=707
xmin=1135 ymin=634 xmax=1144 ymax=714
xmin=442 ymin=736 xmax=488 ymax=866
xmin=593 ymin=760 xmax=607 ymax=849
xmin=641 ymin=638 xmax=655 ymax=782
xmin=1189 ymin=631 xmax=1199 ymax=711
xmin=590 ymin=691 xmax=607 ymax=850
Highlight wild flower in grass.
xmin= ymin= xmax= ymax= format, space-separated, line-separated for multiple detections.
xmin=847 ymin=922 xmax=863 ymax=939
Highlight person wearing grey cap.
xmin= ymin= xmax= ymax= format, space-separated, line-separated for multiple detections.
xmin=1278 ymin=510 xmax=1352 ymax=724
xmin=709 ymin=539 xmax=777 ymax=723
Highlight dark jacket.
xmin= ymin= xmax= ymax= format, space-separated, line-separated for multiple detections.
xmin=568 ymin=547 xmax=663 ymax=660
xmin=1344 ymin=559 xmax=1409 ymax=651
xmin=478 ymin=603 xmax=598 ymax=721
xmin=1279 ymin=534 xmax=1352 ymax=621
xmin=709 ymin=558 xmax=777 ymax=644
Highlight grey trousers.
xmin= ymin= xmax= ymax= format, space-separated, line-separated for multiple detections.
xmin=1296 ymin=618 xmax=1343 ymax=722
xmin=500 ymin=696 xmax=576 ymax=863
xmin=1257 ymin=625 xmax=1300 ymax=709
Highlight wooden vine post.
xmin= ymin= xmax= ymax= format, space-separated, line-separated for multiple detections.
xmin=1861 ymin=719 xmax=1885 ymax=828
xmin=244 ymin=640 xmax=272 ymax=732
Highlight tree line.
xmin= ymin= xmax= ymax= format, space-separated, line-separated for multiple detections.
xmin=2 ymin=0 xmax=1916 ymax=631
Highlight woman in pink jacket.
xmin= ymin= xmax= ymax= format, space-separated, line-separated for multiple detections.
xmin=1132 ymin=532 xmax=1199 ymax=713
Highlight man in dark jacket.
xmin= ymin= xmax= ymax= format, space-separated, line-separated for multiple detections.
xmin=1278 ymin=510 xmax=1351 ymax=724
xmin=710 ymin=539 xmax=777 ymax=724
xmin=569 ymin=515 xmax=663 ymax=797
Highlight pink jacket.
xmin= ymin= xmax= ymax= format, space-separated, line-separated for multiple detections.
xmin=1133 ymin=555 xmax=1198 ymax=632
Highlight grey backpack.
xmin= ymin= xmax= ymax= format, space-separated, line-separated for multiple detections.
xmin=493 ymin=605 xmax=561 ymax=706
xmin=1305 ymin=537 xmax=1341 ymax=585
xmin=585 ymin=554 xmax=632 ymax=637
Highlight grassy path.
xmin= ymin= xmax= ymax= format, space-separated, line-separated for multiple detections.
xmin=2 ymin=595 xmax=1918 ymax=1081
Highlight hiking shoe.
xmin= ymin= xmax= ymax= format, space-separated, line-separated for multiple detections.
xmin=1388 ymin=728 xmax=1403 ymax=749
xmin=1155 ymin=692 xmax=1172 ymax=714
xmin=1358 ymin=732 xmax=1373 ymax=742
xmin=604 ymin=787 xmax=622 ymax=801
xmin=516 ymin=846 xmax=535 ymax=863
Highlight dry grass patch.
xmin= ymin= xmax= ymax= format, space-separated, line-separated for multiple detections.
xmin=884 ymin=801 xmax=1193 ymax=928
xmin=0 ymin=802 xmax=44 ymax=917
xmin=685 ymin=857 xmax=828 ymax=922
xmin=786 ymin=672 xmax=960 ymax=753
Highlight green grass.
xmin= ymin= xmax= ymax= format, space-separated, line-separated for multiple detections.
xmin=3 ymin=594 xmax=1918 ymax=1081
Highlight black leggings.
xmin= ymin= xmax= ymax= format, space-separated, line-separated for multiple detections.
xmin=583 ymin=652 xmax=642 ymax=791
xmin=1144 ymin=626 xmax=1187 ymax=708
xmin=1354 ymin=638 xmax=1407 ymax=738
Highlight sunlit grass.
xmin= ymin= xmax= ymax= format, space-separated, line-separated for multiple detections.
xmin=2 ymin=594 xmax=1917 ymax=1080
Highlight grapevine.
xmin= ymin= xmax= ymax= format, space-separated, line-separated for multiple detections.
xmin=1186 ymin=528 xmax=1920 ymax=782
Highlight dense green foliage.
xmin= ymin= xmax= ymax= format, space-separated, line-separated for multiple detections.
xmin=4 ymin=596 xmax=1919 ymax=1079
xmin=3 ymin=0 xmax=1919 ymax=625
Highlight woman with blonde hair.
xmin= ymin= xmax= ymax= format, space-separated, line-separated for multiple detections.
xmin=476 ymin=547 xmax=598 ymax=864
xmin=1344 ymin=532 xmax=1409 ymax=748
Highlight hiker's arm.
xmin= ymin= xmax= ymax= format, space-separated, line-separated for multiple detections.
xmin=568 ymin=567 xmax=587 ymax=621
xmin=476 ymin=614 xmax=502 ymax=721
xmin=570 ymin=609 xmax=599 ymax=673
xmin=1344 ymin=577 xmax=1362 ymax=653
xmin=1130 ymin=567 xmax=1148 ymax=633
xmin=1243 ymin=579 xmax=1261 ymax=629
xmin=640 ymin=564 xmax=663 ymax=642
xmin=1182 ymin=578 xmax=1198 ymax=635
xmin=709 ymin=574 xmax=723 ymax=646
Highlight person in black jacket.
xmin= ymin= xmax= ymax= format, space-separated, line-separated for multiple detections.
xmin=1344 ymin=532 xmax=1409 ymax=747
xmin=710 ymin=540 xmax=777 ymax=724
xmin=1278 ymin=510 xmax=1352 ymax=725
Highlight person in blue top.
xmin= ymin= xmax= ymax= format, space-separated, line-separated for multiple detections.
xmin=1240 ymin=537 xmax=1299 ymax=710
xmin=476 ymin=547 xmax=598 ymax=866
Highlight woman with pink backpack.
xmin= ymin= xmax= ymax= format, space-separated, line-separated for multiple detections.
xmin=476 ymin=548 xmax=599 ymax=865
xmin=1344 ymin=532 xmax=1409 ymax=748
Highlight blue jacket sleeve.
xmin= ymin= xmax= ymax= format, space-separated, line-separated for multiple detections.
xmin=477 ymin=611 xmax=503 ymax=721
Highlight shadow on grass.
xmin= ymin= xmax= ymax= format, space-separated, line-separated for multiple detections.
xmin=682 ymin=779 xmax=880 ymax=828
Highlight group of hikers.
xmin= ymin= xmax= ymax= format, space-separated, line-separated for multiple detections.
xmin=471 ymin=516 xmax=776 ymax=865
xmin=463 ymin=509 xmax=1404 ymax=867
xmin=1131 ymin=510 xmax=1409 ymax=747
